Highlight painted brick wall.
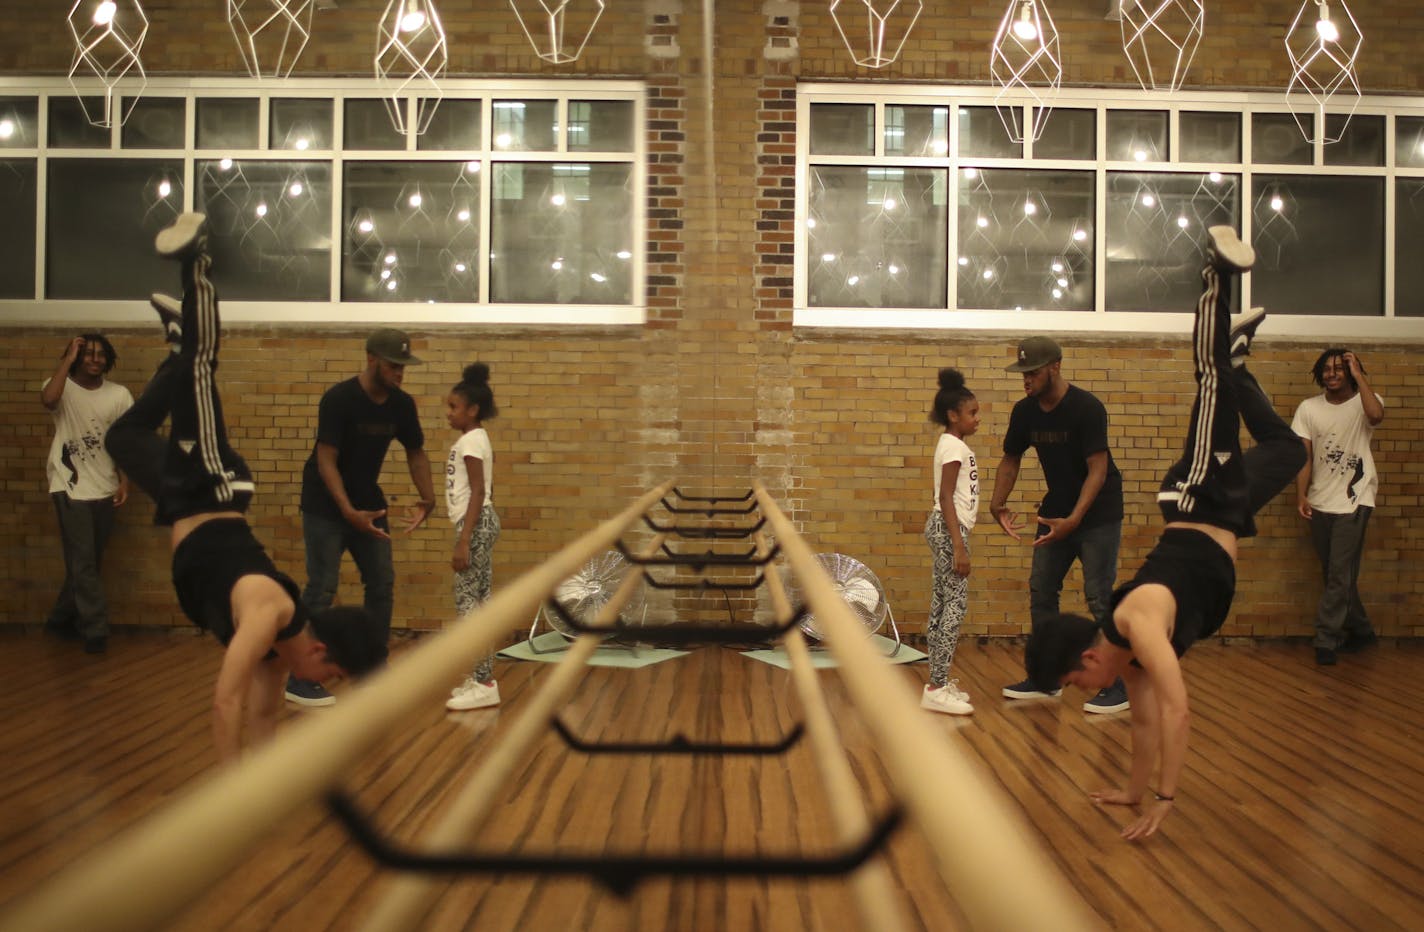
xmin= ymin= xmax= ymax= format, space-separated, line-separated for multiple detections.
xmin=0 ymin=0 xmax=1420 ymax=642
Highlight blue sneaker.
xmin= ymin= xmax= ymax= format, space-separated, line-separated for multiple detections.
xmin=1002 ymin=678 xmax=1061 ymax=700
xmin=1083 ymin=679 xmax=1130 ymax=714
xmin=284 ymin=677 xmax=335 ymax=707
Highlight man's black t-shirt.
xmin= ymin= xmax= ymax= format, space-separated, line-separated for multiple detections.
xmin=1003 ymin=383 xmax=1124 ymax=529
xmin=300 ymin=377 xmax=424 ymax=519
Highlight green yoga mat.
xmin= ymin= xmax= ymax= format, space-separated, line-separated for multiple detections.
xmin=498 ymin=631 xmax=689 ymax=668
xmin=740 ymin=635 xmax=925 ymax=669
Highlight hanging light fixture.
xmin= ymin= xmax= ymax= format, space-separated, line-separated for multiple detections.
xmin=227 ymin=1 xmax=315 ymax=79
xmin=509 ymin=0 xmax=606 ymax=64
xmin=375 ymin=0 xmax=448 ymax=135
xmin=828 ymin=0 xmax=924 ymax=69
xmin=989 ymin=0 xmax=1062 ymax=143
xmin=67 ymin=0 xmax=148 ymax=127
xmin=1284 ymin=0 xmax=1361 ymax=144
xmin=1118 ymin=0 xmax=1204 ymax=92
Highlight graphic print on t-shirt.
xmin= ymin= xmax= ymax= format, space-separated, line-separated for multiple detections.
xmin=1318 ymin=432 xmax=1367 ymax=503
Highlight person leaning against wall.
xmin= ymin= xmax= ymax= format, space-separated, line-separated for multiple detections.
xmin=40 ymin=333 xmax=133 ymax=655
xmin=988 ymin=335 xmax=1129 ymax=714
xmin=1291 ymin=348 xmax=1385 ymax=667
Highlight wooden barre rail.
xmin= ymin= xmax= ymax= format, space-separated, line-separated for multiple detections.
xmin=752 ymin=482 xmax=1097 ymax=931
xmin=0 ymin=482 xmax=674 ymax=932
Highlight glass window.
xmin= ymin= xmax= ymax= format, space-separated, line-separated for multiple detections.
xmin=568 ymin=100 xmax=634 ymax=152
xmin=47 ymin=159 xmax=183 ymax=299
xmin=0 ymin=158 xmax=37 ymax=298
xmin=492 ymin=100 xmax=557 ymax=152
xmin=1107 ymin=110 xmax=1167 ymax=162
xmin=344 ymin=99 xmax=406 ymax=151
xmin=884 ymin=105 xmax=948 ymax=157
xmin=195 ymin=159 xmax=332 ymax=300
xmin=270 ymin=98 xmax=332 ymax=150
xmin=1033 ymin=109 xmax=1094 ymax=160
xmin=343 ymin=161 xmax=479 ymax=302
xmin=1324 ymin=114 xmax=1383 ymax=166
xmin=1180 ymin=111 xmax=1240 ymax=162
xmin=957 ymin=168 xmax=1094 ymax=311
xmin=1252 ymin=112 xmax=1312 ymax=164
xmin=960 ymin=107 xmax=1021 ymax=159
xmin=808 ymin=103 xmax=873 ymax=156
xmin=48 ymin=97 xmax=110 ymax=148
xmin=196 ymin=98 xmax=259 ymax=150
xmin=1395 ymin=116 xmax=1424 ymax=168
xmin=121 ymin=97 xmax=185 ymax=149
xmin=418 ymin=98 xmax=482 ymax=150
xmin=0 ymin=97 xmax=39 ymax=149
xmin=1396 ymin=179 xmax=1424 ymax=317
xmin=807 ymin=166 xmax=947 ymax=308
xmin=1106 ymin=172 xmax=1241 ymax=312
xmin=490 ymin=162 xmax=633 ymax=303
xmin=1252 ymin=175 xmax=1382 ymax=315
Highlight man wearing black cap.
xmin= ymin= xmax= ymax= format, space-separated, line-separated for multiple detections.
xmin=285 ymin=327 xmax=436 ymax=706
xmin=988 ymin=335 xmax=1129 ymax=714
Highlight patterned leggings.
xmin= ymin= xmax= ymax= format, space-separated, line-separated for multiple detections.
xmin=454 ymin=505 xmax=501 ymax=682
xmin=924 ymin=510 xmax=970 ymax=688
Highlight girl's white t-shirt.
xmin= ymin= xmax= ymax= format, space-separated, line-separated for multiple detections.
xmin=932 ymin=432 xmax=979 ymax=530
xmin=445 ymin=427 xmax=493 ymax=522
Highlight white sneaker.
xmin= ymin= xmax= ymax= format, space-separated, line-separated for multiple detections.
xmin=945 ymin=678 xmax=971 ymax=704
xmin=449 ymin=676 xmax=476 ymax=698
xmin=922 ymin=684 xmax=973 ymax=716
xmin=155 ymin=212 xmax=208 ymax=259
xmin=1229 ymin=306 xmax=1267 ymax=365
xmin=446 ymin=679 xmax=500 ymax=711
xmin=1206 ymin=225 xmax=1255 ymax=272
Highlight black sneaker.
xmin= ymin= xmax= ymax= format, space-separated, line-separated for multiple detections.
xmin=83 ymin=636 xmax=108 ymax=655
xmin=1338 ymin=630 xmax=1378 ymax=654
xmin=1206 ymin=225 xmax=1255 ymax=272
xmin=1315 ymin=647 xmax=1338 ymax=666
xmin=285 ymin=677 xmax=335 ymax=707
xmin=1229 ymin=306 xmax=1266 ymax=364
xmin=1002 ymin=677 xmax=1062 ymax=699
xmin=1083 ymin=679 xmax=1130 ymax=714
xmin=149 ymin=292 xmax=183 ymax=344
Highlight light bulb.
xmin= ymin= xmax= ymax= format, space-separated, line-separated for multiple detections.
xmin=1177 ymin=216 xmax=1189 ymax=229
xmin=616 ymin=250 xmax=632 ymax=259
xmin=883 ymin=197 xmax=897 ymax=210
xmin=1023 ymin=201 xmax=1037 ymax=216
xmin=93 ymin=1 xmax=117 ymax=27
xmin=465 ymin=160 xmax=480 ymax=173
xmin=289 ymin=182 xmax=304 ymax=197
xmin=0 ymin=119 xmax=14 ymax=139
xmin=1134 ymin=149 xmax=1148 ymax=162
xmin=294 ymin=137 xmax=310 ymax=151
xmin=976 ymin=215 xmax=989 ymax=228
xmin=1208 ymin=171 xmax=1223 ymax=183
xmin=380 ymin=269 xmax=391 ymax=280
xmin=384 ymin=253 xmax=397 ymax=264
xmin=219 ymin=157 xmax=233 ymax=170
xmin=157 ymin=180 xmax=171 ymax=198
xmin=888 ymin=264 xmax=900 ymax=275
xmin=1271 ymin=195 xmax=1284 ymax=211
xmin=494 ymin=133 xmax=512 ymax=148
xmin=821 ymin=252 xmax=836 ymax=262
xmin=455 ymin=262 xmax=467 ymax=273
xmin=400 ymin=4 xmax=426 ymax=32
xmin=551 ymin=259 xmax=564 ymax=270
xmin=1051 ymin=261 xmax=1063 ymax=272
xmin=1056 ymin=277 xmax=1068 ymax=288
xmin=963 ymin=167 xmax=978 ymax=180
xmin=456 ymin=208 xmax=471 ymax=222
xmin=982 ymin=268 xmax=995 ymax=280
xmin=1073 ymin=229 xmax=1087 ymax=242
xmin=551 ymin=193 xmax=566 ymax=206
xmin=1141 ymin=194 xmax=1156 ymax=208
xmin=847 ymin=275 xmax=860 ymax=286
xmin=1316 ymin=12 xmax=1339 ymax=43
xmin=408 ymin=192 xmax=422 ymax=207
xmin=387 ymin=279 xmax=398 ymax=291
xmin=1052 ymin=288 xmax=1062 ymax=299
xmin=591 ymin=272 xmax=607 ymax=282
xmin=957 ymin=256 xmax=970 ymax=266
xmin=358 ymin=219 xmax=374 ymax=234
xmin=255 ymin=202 xmax=268 ymax=217
xmin=1012 ymin=4 xmax=1039 ymax=42
xmin=806 ymin=217 xmax=817 ymax=229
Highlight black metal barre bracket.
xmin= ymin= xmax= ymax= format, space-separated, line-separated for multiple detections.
xmin=551 ymin=718 xmax=806 ymax=756
xmin=545 ymin=597 xmax=812 ymax=645
xmin=658 ymin=497 xmax=761 ymax=516
xmin=640 ymin=572 xmax=764 ymax=592
xmin=642 ymin=514 xmax=767 ymax=539
xmin=669 ymin=487 xmax=756 ymax=504
xmin=613 ymin=539 xmax=780 ymax=569
xmin=326 ymin=791 xmax=902 ymax=897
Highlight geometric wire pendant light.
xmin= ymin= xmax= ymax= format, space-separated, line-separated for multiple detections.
xmin=1119 ymin=0 xmax=1205 ymax=93
xmin=827 ymin=0 xmax=925 ymax=69
xmin=1284 ymin=0 xmax=1362 ymax=145
xmin=227 ymin=0 xmax=315 ymax=79
xmin=509 ymin=0 xmax=606 ymax=65
xmin=989 ymin=0 xmax=1063 ymax=143
xmin=67 ymin=0 xmax=149 ymax=128
xmin=375 ymin=0 xmax=449 ymax=136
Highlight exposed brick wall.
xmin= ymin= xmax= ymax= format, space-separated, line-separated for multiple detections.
xmin=0 ymin=0 xmax=1420 ymax=642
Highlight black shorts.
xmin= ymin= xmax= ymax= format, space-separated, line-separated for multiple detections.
xmin=171 ymin=518 xmax=303 ymax=645
xmin=1109 ymin=528 xmax=1236 ymax=658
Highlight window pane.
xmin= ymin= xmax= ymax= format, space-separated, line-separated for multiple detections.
xmin=807 ymin=166 xmax=947 ymax=308
xmin=568 ymin=100 xmax=634 ymax=151
xmin=957 ymin=168 xmax=1094 ymax=311
xmin=1106 ymin=172 xmax=1241 ymax=312
xmin=0 ymin=159 xmax=36 ymax=297
xmin=48 ymin=97 xmax=110 ymax=148
xmin=960 ymin=107 xmax=1021 ymax=159
xmin=197 ymin=98 xmax=258 ymax=149
xmin=490 ymin=163 xmax=633 ymax=303
xmin=1396 ymin=180 xmax=1424 ymax=317
xmin=1324 ymin=114 xmax=1383 ymax=166
xmin=344 ymin=99 xmax=405 ymax=150
xmin=343 ymin=161 xmax=480 ymax=303
xmin=1106 ymin=110 xmax=1167 ymax=162
xmin=1180 ymin=111 xmax=1240 ymax=162
xmin=121 ymin=97 xmax=185 ymax=149
xmin=808 ymin=103 xmax=873 ymax=156
xmin=1395 ymin=116 xmax=1424 ymax=168
xmin=47 ymin=159 xmax=183 ymax=299
xmin=492 ymin=100 xmax=556 ymax=152
xmin=1252 ymin=175 xmax=1382 ymax=315
xmin=270 ymin=98 xmax=332 ymax=150
xmin=0 ymin=97 xmax=39 ymax=149
xmin=1252 ymin=112 xmax=1311 ymax=164
xmin=195 ymin=159 xmax=332 ymax=300
xmin=884 ymin=105 xmax=948 ymax=157
xmin=417 ymin=98 xmax=482 ymax=150
xmin=1033 ymin=109 xmax=1095 ymax=160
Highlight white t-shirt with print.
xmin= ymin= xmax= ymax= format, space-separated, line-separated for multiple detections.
xmin=1291 ymin=391 xmax=1383 ymax=514
xmin=44 ymin=377 xmax=133 ymax=500
xmin=932 ymin=432 xmax=979 ymax=530
xmin=445 ymin=427 xmax=494 ymax=523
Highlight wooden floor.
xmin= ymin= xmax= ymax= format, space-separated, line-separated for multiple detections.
xmin=1 ymin=629 xmax=1422 ymax=931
